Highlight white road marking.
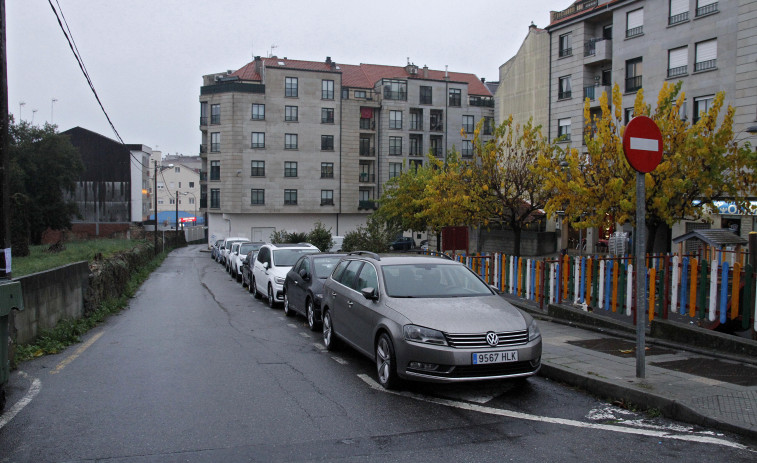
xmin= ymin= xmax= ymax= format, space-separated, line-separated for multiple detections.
xmin=314 ymin=343 xmax=326 ymax=351
xmin=331 ymin=356 xmax=348 ymax=365
xmin=0 ymin=372 xmax=41 ymax=430
xmin=299 ymin=332 xmax=310 ymax=338
xmin=357 ymin=374 xmax=748 ymax=450
xmin=630 ymin=137 xmax=659 ymax=152
xmin=51 ymin=331 xmax=104 ymax=374
xmin=287 ymin=323 xmax=297 ymax=328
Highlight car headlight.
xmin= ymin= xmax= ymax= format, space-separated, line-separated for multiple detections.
xmin=528 ymin=318 xmax=541 ymax=342
xmin=403 ymin=325 xmax=448 ymax=346
xmin=274 ymin=276 xmax=286 ymax=285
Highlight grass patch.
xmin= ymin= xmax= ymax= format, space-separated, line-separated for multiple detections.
xmin=12 ymin=239 xmax=149 ymax=277
xmin=13 ymin=249 xmax=168 ymax=364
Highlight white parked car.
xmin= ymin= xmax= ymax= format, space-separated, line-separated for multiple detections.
xmin=251 ymin=243 xmax=319 ymax=307
xmin=220 ymin=237 xmax=248 ymax=266
xmin=231 ymin=242 xmax=265 ymax=282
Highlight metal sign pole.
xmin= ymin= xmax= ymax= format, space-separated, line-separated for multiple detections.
xmin=635 ymin=171 xmax=646 ymax=378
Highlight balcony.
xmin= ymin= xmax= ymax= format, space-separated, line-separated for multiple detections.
xmin=626 ymin=26 xmax=643 ymax=38
xmin=669 ymin=11 xmax=689 ymax=25
xmin=200 ymin=116 xmax=208 ymax=126
xmin=584 ymin=38 xmax=612 ymax=64
xmin=359 ymin=146 xmax=375 ymax=157
xmin=359 ymin=173 xmax=375 ymax=183
xmin=359 ymin=118 xmax=375 ymax=130
xmin=383 ymin=89 xmax=407 ymax=101
xmin=469 ymin=96 xmax=494 ymax=107
xmin=200 ymin=144 xmax=207 ymax=154
xmin=583 ymin=85 xmax=610 ymax=105
xmin=199 ymin=171 xmax=207 ymax=181
xmin=321 ymin=199 xmax=334 ymax=206
xmin=695 ymin=59 xmax=716 ymax=72
xmin=358 ymin=200 xmax=377 ymax=210
xmin=696 ymin=2 xmax=718 ymax=17
xmin=668 ymin=65 xmax=688 ymax=78
xmin=625 ymin=76 xmax=642 ymax=93
xmin=210 ymin=115 xmax=220 ymax=125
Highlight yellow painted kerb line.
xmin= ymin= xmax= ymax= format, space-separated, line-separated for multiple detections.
xmin=50 ymin=331 xmax=105 ymax=374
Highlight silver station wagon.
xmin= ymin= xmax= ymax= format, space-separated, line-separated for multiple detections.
xmin=321 ymin=252 xmax=542 ymax=389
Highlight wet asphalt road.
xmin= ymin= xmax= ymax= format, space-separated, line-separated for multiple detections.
xmin=0 ymin=245 xmax=754 ymax=462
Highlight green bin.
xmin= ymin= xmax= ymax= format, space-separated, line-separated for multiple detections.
xmin=0 ymin=279 xmax=23 ymax=412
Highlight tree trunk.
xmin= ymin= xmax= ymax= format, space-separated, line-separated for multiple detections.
xmin=512 ymin=226 xmax=522 ymax=257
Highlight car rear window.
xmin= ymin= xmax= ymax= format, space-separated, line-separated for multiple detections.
xmin=313 ymin=257 xmax=342 ymax=278
xmin=382 ymin=263 xmax=493 ymax=298
xmin=272 ymin=248 xmax=319 ymax=267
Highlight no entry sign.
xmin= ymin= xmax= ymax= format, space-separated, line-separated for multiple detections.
xmin=623 ymin=116 xmax=663 ymax=173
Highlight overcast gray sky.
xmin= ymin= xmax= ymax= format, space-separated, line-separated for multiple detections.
xmin=7 ymin=0 xmax=559 ymax=158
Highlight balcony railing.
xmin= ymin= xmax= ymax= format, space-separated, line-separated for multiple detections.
xmin=383 ymin=89 xmax=407 ymax=101
xmin=200 ymin=144 xmax=207 ymax=154
xmin=469 ymin=96 xmax=494 ymax=107
xmin=200 ymin=116 xmax=208 ymax=126
xmin=430 ymin=121 xmax=443 ymax=132
xmin=321 ymin=199 xmax=334 ymax=206
xmin=359 ymin=118 xmax=375 ymax=130
xmin=199 ymin=171 xmax=207 ymax=181
xmin=210 ymin=115 xmax=220 ymax=124
xmin=358 ymin=200 xmax=377 ymax=210
xmin=668 ymin=65 xmax=688 ymax=78
xmin=550 ymin=0 xmax=598 ymax=23
xmin=626 ymin=75 xmax=643 ymax=93
xmin=558 ymin=90 xmax=572 ymax=100
xmin=559 ymin=47 xmax=572 ymax=58
xmin=669 ymin=11 xmax=689 ymax=25
xmin=359 ymin=146 xmax=375 ymax=156
xmin=695 ymin=59 xmax=716 ymax=72
xmin=583 ymin=86 xmax=596 ymax=100
xmin=696 ymin=2 xmax=718 ymax=17
xmin=626 ymin=26 xmax=643 ymax=38
xmin=359 ymin=173 xmax=375 ymax=183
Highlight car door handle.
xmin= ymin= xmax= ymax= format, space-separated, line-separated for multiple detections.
xmin=347 ymin=301 xmax=353 ymax=307
xmin=331 ymin=291 xmax=337 ymax=297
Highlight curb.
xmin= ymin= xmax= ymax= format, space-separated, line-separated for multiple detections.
xmin=538 ymin=362 xmax=757 ymax=441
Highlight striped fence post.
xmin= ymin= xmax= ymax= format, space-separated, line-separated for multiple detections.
xmin=689 ymin=258 xmax=698 ymax=318
xmin=680 ymin=257 xmax=689 ymax=315
xmin=709 ymin=260 xmax=718 ymax=322
xmin=618 ymin=260 xmax=627 ymax=315
xmin=591 ymin=258 xmax=599 ymax=308
xmin=549 ymin=263 xmax=555 ymax=304
xmin=671 ymin=255 xmax=680 ymax=316
xmin=743 ymin=264 xmax=753 ymax=330
xmin=731 ymin=262 xmax=741 ymax=322
xmin=598 ymin=260 xmax=606 ymax=310
xmin=720 ymin=262 xmax=729 ymax=324
xmin=573 ymin=258 xmax=580 ymax=304
xmin=626 ymin=263 xmax=634 ymax=316
xmin=649 ymin=267 xmax=656 ymax=321
xmin=586 ymin=257 xmax=593 ymax=308
xmin=509 ymin=256 xmax=515 ymax=295
xmin=698 ymin=259 xmax=708 ymax=319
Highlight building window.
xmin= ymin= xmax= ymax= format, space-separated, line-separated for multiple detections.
xmin=409 ymin=159 xmax=423 ymax=170
xmin=321 ymin=108 xmax=335 ymax=124
xmin=558 ymin=76 xmax=572 ymax=100
xmin=321 ymin=190 xmax=334 ymax=206
xmin=461 ymin=140 xmax=473 ymax=157
xmin=169 ymin=198 xmax=175 ymax=205
xmin=410 ymin=109 xmax=423 ymax=130
xmin=360 ymin=136 xmax=372 ymax=156
xmin=483 ymin=116 xmax=494 ymax=135
xmin=284 ymin=189 xmax=297 ymax=205
xmin=625 ymin=57 xmax=643 ymax=93
xmin=252 ymin=104 xmax=265 ymax=120
xmin=200 ymin=102 xmax=208 ymax=125
xmin=389 ymin=162 xmax=402 ymax=179
xmin=448 ymin=88 xmax=461 ymax=107
xmin=251 ymin=189 xmax=265 ymax=205
xmin=694 ymin=95 xmax=714 ymax=123
xmin=321 ymin=162 xmax=334 ymax=178
xmin=285 ymin=133 xmax=298 ymax=150
xmin=601 ymin=69 xmax=612 ymax=86
xmin=210 ymin=188 xmax=220 ymax=208
xmin=430 ymin=135 xmax=443 ymax=157
xmin=285 ymin=105 xmax=298 ymax=122
xmin=321 ymin=135 xmax=334 ymax=151
xmin=211 ymin=132 xmax=220 ymax=152
xmin=420 ymin=86 xmax=432 ymax=104
xmin=559 ymin=33 xmax=572 ymax=57
xmin=558 ymin=118 xmax=571 ymax=141
xmin=210 ymin=104 xmax=221 ymax=124
xmin=389 ymin=110 xmax=403 ymax=129
xmin=389 ymin=136 xmax=402 ymax=155
xmin=462 ymin=115 xmax=474 ymax=133
xmin=430 ymin=110 xmax=443 ymax=131
xmin=668 ymin=47 xmax=688 ymax=77
xmin=382 ymin=79 xmax=407 ymax=100
xmin=322 ymin=80 xmax=334 ymax=99
xmin=624 ymin=107 xmax=635 ymax=125
xmin=251 ymin=132 xmax=265 ymax=149
xmin=695 ymin=39 xmax=717 ymax=72
xmin=669 ymin=0 xmax=689 ymax=25
xmin=189 ymin=182 xmax=194 ymax=188
xmin=696 ymin=0 xmax=718 ymax=17
xmin=626 ymin=9 xmax=643 ymax=37
xmin=355 ymin=90 xmax=367 ymax=99
xmin=210 ymin=161 xmax=220 ymax=180
xmin=251 ymin=160 xmax=265 ymax=177
xmin=285 ymin=77 xmax=298 ymax=97
xmin=158 ymin=199 xmax=164 ymax=205
xmin=409 ymin=134 xmax=422 ymax=156
xmin=175 ymin=167 xmax=181 ymax=173
xmin=284 ymin=161 xmax=298 ymax=177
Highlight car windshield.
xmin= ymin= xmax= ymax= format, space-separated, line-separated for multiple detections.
xmin=272 ymin=249 xmax=319 ymax=267
xmin=382 ymin=263 xmax=493 ymax=298
xmin=239 ymin=243 xmax=260 ymax=254
xmin=313 ymin=257 xmax=342 ymax=278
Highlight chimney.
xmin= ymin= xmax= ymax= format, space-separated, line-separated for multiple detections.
xmin=529 ymin=21 xmax=537 ymax=30
xmin=326 ymin=56 xmax=332 ymax=64
xmin=423 ymin=65 xmax=429 ymax=78
xmin=481 ymin=77 xmax=486 ymax=83
xmin=254 ymin=55 xmax=262 ymax=74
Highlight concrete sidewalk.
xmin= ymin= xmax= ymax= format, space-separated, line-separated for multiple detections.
xmin=510 ymin=298 xmax=757 ymax=441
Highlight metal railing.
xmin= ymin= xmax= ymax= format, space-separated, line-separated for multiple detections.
xmin=551 ymin=0 xmax=598 ymax=22
xmin=558 ymin=90 xmax=572 ymax=100
xmin=358 ymin=200 xmax=377 ymax=210
xmin=696 ymin=2 xmax=718 ymax=17
xmin=469 ymin=96 xmax=494 ymax=107
xmin=626 ymin=26 xmax=643 ymax=38
xmin=559 ymin=47 xmax=573 ymax=58
xmin=695 ymin=59 xmax=716 ymax=72
xmin=359 ymin=146 xmax=375 ymax=156
xmin=669 ymin=11 xmax=689 ymax=25
xmin=200 ymin=116 xmax=208 ymax=126
xmin=359 ymin=173 xmax=375 ymax=183
xmin=626 ymin=76 xmax=643 ymax=93
xmin=668 ymin=65 xmax=688 ymax=78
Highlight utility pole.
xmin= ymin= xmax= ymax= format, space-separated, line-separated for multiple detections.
xmin=153 ymin=160 xmax=158 ymax=254
xmin=0 ymin=0 xmax=10 ymax=280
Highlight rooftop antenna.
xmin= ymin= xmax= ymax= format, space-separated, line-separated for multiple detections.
xmin=268 ymin=44 xmax=278 ymax=58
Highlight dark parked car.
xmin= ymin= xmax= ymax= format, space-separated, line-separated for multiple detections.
xmin=211 ymin=239 xmax=224 ymax=260
xmin=241 ymin=250 xmax=259 ymax=291
xmin=321 ymin=252 xmax=542 ymax=389
xmin=389 ymin=236 xmax=415 ymax=250
xmin=283 ymin=253 xmax=344 ymax=331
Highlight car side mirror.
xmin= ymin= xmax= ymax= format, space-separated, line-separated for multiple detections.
xmin=361 ymin=287 xmax=378 ymax=301
xmin=299 ymin=269 xmax=310 ymax=280
xmin=264 ymin=262 xmax=271 ymax=270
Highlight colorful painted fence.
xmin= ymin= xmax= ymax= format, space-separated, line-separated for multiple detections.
xmin=452 ymin=253 xmax=757 ymax=331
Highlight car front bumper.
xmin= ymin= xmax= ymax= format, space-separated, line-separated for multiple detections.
xmin=395 ymin=338 xmax=542 ymax=383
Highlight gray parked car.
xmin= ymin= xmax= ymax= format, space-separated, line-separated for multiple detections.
xmin=321 ymin=252 xmax=542 ymax=389
xmin=283 ymin=253 xmax=344 ymax=331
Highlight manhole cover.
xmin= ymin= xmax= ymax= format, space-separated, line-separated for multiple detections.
xmin=567 ymin=338 xmax=675 ymax=358
xmin=650 ymin=358 xmax=757 ymax=386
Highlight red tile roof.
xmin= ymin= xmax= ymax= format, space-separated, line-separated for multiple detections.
xmin=228 ymin=57 xmax=492 ymax=96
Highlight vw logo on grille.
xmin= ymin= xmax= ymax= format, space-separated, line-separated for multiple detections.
xmin=486 ymin=331 xmax=500 ymax=346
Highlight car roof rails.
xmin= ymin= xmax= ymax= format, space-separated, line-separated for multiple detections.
xmin=347 ymin=250 xmax=381 ymax=260
xmin=390 ymin=249 xmax=453 ymax=260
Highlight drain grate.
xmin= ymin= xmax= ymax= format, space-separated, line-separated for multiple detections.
xmin=567 ymin=338 xmax=675 ymax=358
xmin=651 ymin=358 xmax=757 ymax=386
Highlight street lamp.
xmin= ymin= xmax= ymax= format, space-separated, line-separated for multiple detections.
xmin=18 ymin=101 xmax=25 ymax=120
xmin=51 ymin=98 xmax=58 ymax=124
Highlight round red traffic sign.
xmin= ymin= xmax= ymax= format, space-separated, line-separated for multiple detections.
xmin=622 ymin=116 xmax=663 ymax=173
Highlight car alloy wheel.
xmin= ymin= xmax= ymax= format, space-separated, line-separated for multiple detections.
xmin=268 ymin=284 xmax=275 ymax=308
xmin=283 ymin=292 xmax=293 ymax=317
xmin=322 ymin=310 xmax=337 ymax=351
xmin=376 ymin=333 xmax=400 ymax=389
xmin=306 ymin=299 xmax=318 ymax=331
xmin=252 ymin=277 xmax=262 ymax=299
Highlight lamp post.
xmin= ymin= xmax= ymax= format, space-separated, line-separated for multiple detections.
xmin=50 ymin=98 xmax=57 ymax=124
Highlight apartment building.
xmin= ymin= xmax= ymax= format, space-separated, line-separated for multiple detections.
xmin=199 ymin=56 xmax=494 ymax=243
xmin=545 ymin=0 xmax=757 ymax=245
xmin=154 ymin=163 xmax=201 ymax=228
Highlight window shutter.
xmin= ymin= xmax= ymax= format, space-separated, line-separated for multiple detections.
xmin=627 ymin=9 xmax=643 ymax=29
xmin=669 ymin=47 xmax=688 ymax=68
xmin=696 ymin=40 xmax=717 ymax=62
xmin=697 ymin=0 xmax=717 ymax=7
xmin=670 ymin=0 xmax=687 ymax=16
